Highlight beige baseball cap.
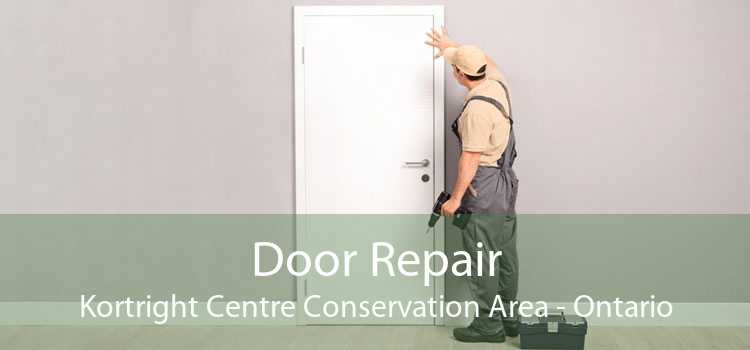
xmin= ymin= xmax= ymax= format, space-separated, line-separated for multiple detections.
xmin=444 ymin=45 xmax=488 ymax=77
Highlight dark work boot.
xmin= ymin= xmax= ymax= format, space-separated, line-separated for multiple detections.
xmin=503 ymin=319 xmax=520 ymax=337
xmin=452 ymin=317 xmax=506 ymax=343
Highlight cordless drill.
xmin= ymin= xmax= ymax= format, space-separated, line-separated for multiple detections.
xmin=426 ymin=191 xmax=471 ymax=233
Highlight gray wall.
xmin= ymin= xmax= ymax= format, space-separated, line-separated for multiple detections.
xmin=3 ymin=0 xmax=749 ymax=211
xmin=2 ymin=0 xmax=749 ymax=302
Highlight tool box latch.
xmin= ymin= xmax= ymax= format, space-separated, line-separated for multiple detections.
xmin=547 ymin=321 xmax=558 ymax=333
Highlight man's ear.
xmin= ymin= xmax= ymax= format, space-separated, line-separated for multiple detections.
xmin=456 ymin=71 xmax=467 ymax=83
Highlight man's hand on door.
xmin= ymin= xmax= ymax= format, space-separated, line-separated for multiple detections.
xmin=425 ymin=27 xmax=458 ymax=59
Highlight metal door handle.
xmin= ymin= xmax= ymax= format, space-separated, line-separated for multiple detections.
xmin=403 ymin=159 xmax=430 ymax=167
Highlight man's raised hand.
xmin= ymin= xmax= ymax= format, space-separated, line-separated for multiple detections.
xmin=424 ymin=27 xmax=458 ymax=59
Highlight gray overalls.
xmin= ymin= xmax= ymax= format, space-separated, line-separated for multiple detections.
xmin=451 ymin=80 xmax=519 ymax=334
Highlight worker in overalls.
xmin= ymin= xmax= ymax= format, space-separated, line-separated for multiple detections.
xmin=426 ymin=28 xmax=519 ymax=343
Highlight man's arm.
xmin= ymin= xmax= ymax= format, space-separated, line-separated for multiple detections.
xmin=442 ymin=151 xmax=481 ymax=216
xmin=483 ymin=50 xmax=499 ymax=73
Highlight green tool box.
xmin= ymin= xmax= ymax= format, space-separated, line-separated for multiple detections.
xmin=519 ymin=312 xmax=588 ymax=350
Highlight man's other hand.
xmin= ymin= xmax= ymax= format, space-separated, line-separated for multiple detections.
xmin=424 ymin=27 xmax=458 ymax=59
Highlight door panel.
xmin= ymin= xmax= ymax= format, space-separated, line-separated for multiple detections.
xmin=304 ymin=15 xmax=435 ymax=214
xmin=295 ymin=7 xmax=443 ymax=325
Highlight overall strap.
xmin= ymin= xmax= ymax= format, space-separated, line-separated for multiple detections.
xmin=465 ymin=96 xmax=512 ymax=125
xmin=462 ymin=81 xmax=516 ymax=168
xmin=453 ymin=80 xmax=517 ymax=168
xmin=458 ymin=79 xmax=511 ymax=115
xmin=490 ymin=80 xmax=516 ymax=169
xmin=453 ymin=95 xmax=510 ymax=144
xmin=464 ymin=80 xmax=513 ymax=122
xmin=496 ymin=80 xmax=513 ymax=118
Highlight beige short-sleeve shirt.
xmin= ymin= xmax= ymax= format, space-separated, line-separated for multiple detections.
xmin=457 ymin=67 xmax=512 ymax=167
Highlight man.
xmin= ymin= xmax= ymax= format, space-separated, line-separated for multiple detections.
xmin=426 ymin=28 xmax=520 ymax=343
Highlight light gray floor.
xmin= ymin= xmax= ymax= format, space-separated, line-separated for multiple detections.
xmin=1 ymin=326 xmax=749 ymax=349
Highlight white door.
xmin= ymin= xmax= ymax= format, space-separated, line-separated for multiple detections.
xmin=294 ymin=6 xmax=444 ymax=324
